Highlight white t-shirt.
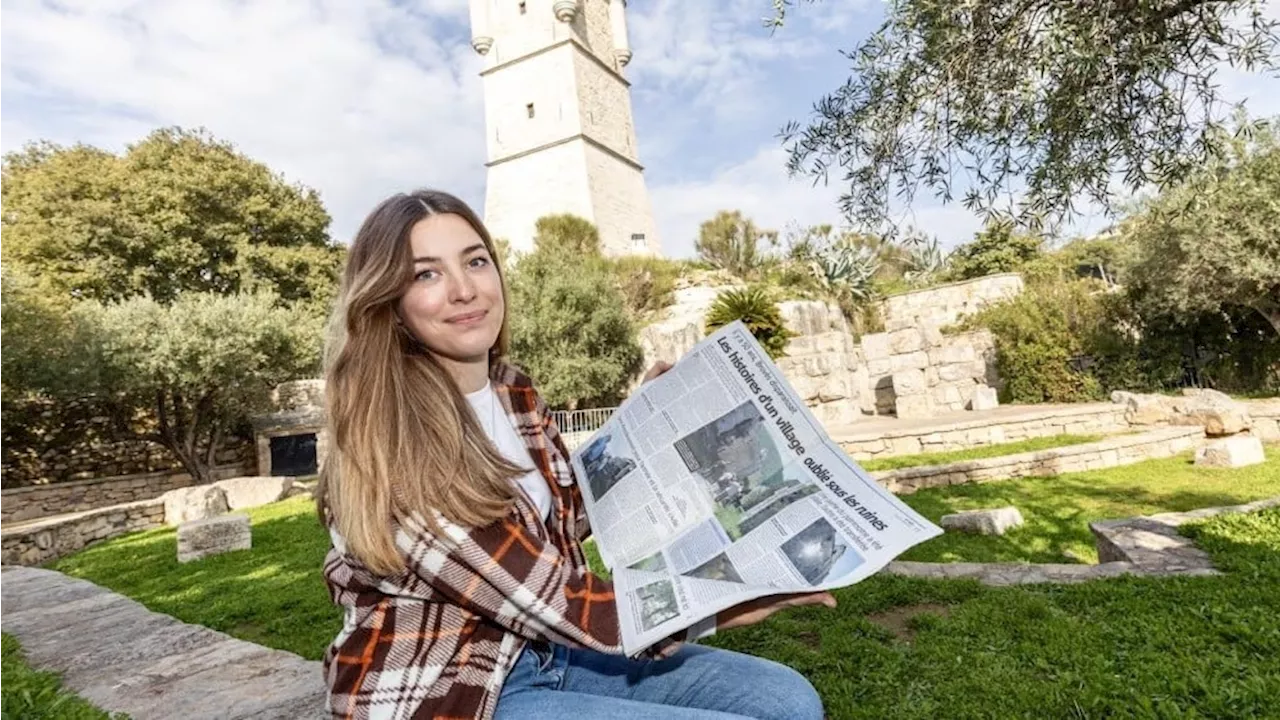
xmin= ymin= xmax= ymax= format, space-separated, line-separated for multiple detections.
xmin=465 ymin=382 xmax=553 ymax=522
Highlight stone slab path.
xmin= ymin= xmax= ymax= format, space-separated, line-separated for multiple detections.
xmin=1 ymin=565 xmax=326 ymax=719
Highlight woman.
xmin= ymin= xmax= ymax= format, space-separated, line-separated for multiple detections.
xmin=316 ymin=189 xmax=835 ymax=720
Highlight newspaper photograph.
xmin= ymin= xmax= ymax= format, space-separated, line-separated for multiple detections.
xmin=569 ymin=320 xmax=944 ymax=656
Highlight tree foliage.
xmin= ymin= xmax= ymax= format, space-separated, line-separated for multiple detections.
xmin=6 ymin=290 xmax=322 ymax=484
xmin=508 ymin=222 xmax=643 ymax=409
xmin=770 ymin=0 xmax=1280 ymax=234
xmin=695 ymin=210 xmax=777 ymax=277
xmin=532 ymin=213 xmax=603 ymax=257
xmin=946 ymin=222 xmax=1044 ymax=280
xmin=1122 ymin=118 xmax=1280 ymax=335
xmin=0 ymin=266 xmax=102 ymax=400
xmin=1 ymin=127 xmax=344 ymax=308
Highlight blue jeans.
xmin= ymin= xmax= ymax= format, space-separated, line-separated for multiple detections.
xmin=493 ymin=640 xmax=825 ymax=720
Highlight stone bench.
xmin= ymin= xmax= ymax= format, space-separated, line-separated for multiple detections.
xmin=0 ymin=566 xmax=326 ymax=719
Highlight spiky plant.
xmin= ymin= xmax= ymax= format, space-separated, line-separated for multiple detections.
xmin=810 ymin=242 xmax=881 ymax=302
xmin=704 ymin=286 xmax=794 ymax=359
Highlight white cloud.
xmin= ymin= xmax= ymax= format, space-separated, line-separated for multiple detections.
xmin=1 ymin=0 xmax=486 ymax=242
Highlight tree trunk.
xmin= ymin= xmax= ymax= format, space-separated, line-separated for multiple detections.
xmin=1252 ymin=302 xmax=1280 ymax=337
xmin=154 ymin=388 xmax=214 ymax=485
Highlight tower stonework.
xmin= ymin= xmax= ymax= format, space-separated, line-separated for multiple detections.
xmin=468 ymin=0 xmax=662 ymax=257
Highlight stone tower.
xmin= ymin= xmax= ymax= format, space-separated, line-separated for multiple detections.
xmin=468 ymin=0 xmax=662 ymax=257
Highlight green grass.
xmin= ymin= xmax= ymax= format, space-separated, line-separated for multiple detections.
xmin=50 ymin=497 xmax=338 ymax=661
xmin=705 ymin=507 xmax=1280 ymax=719
xmin=46 ymin=455 xmax=1280 ymax=718
xmin=897 ymin=452 xmax=1280 ymax=563
xmin=860 ymin=434 xmax=1105 ymax=472
xmin=1 ymin=633 xmax=129 ymax=719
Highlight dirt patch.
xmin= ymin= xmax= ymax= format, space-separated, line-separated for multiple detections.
xmin=794 ymin=630 xmax=822 ymax=649
xmin=866 ymin=603 xmax=952 ymax=643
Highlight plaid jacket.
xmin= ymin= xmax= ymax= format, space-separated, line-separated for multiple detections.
xmin=321 ymin=361 xmax=684 ymax=720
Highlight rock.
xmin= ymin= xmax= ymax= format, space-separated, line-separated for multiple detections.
xmin=940 ymin=507 xmax=1024 ymax=535
xmin=177 ymin=513 xmax=252 ymax=563
xmin=1174 ymin=389 xmax=1251 ymax=437
xmin=1118 ymin=389 xmax=1251 ymax=436
xmin=889 ymin=328 xmax=926 ymax=354
xmin=895 ymin=395 xmax=934 ymax=419
xmin=162 ymin=485 xmax=229 ymax=525
xmin=1194 ymin=436 xmax=1266 ymax=468
xmin=970 ymin=385 xmax=999 ymax=411
xmin=860 ymin=332 xmax=892 ymax=360
xmin=1123 ymin=394 xmax=1178 ymax=425
xmin=1110 ymin=390 xmax=1139 ymax=405
xmin=212 ymin=476 xmax=295 ymax=511
xmin=892 ymin=369 xmax=927 ymax=396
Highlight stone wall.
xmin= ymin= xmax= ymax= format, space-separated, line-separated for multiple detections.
xmin=880 ymin=272 xmax=1024 ymax=332
xmin=638 ymin=290 xmax=871 ymax=425
xmin=1 ymin=393 xmax=256 ymax=489
xmin=834 ymin=403 xmax=1131 ymax=459
xmin=1 ymin=464 xmax=251 ymax=524
xmin=1 ymin=499 xmax=165 ymax=566
xmin=862 ymin=327 xmax=999 ymax=419
xmin=873 ymin=426 xmax=1204 ymax=494
xmin=1244 ymin=398 xmax=1280 ymax=442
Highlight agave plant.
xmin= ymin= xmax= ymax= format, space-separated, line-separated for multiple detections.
xmin=809 ymin=241 xmax=881 ymax=302
xmin=901 ymin=233 xmax=948 ymax=286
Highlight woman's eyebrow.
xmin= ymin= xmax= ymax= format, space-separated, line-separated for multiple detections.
xmin=413 ymin=244 xmax=486 ymax=264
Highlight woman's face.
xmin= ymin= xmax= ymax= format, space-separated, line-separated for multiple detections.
xmin=398 ymin=213 xmax=504 ymax=366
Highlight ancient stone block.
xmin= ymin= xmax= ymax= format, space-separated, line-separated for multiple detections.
xmin=890 ymin=351 xmax=930 ymax=372
xmin=937 ymin=363 xmax=973 ymax=383
xmin=163 ymin=485 xmax=228 ymax=526
xmin=1194 ymin=436 xmax=1265 ymax=468
xmin=970 ymin=385 xmax=999 ymax=411
xmin=888 ymin=328 xmax=925 ymax=354
xmin=177 ymin=513 xmax=252 ymax=563
xmin=212 ymin=476 xmax=294 ymax=512
xmin=941 ymin=507 xmax=1024 ymax=535
xmin=892 ymin=369 xmax=927 ymax=396
xmin=860 ymin=332 xmax=892 ymax=360
xmin=895 ymin=395 xmax=934 ymax=419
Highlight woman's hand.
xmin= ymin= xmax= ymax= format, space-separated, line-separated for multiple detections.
xmin=714 ymin=592 xmax=837 ymax=632
xmin=641 ymin=360 xmax=673 ymax=384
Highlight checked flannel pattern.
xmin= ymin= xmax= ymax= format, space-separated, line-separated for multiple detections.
xmin=321 ymin=361 xmax=684 ymax=720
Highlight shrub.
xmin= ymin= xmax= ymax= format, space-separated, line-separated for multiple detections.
xmin=963 ymin=281 xmax=1107 ymax=403
xmin=608 ymin=256 xmax=682 ymax=319
xmin=694 ymin=210 xmax=775 ymax=278
xmin=704 ymin=286 xmax=794 ymax=359
xmin=508 ymin=240 xmax=643 ymax=409
xmin=946 ymin=221 xmax=1043 ymax=280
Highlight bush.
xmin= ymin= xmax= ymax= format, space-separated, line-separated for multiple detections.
xmin=947 ymin=222 xmax=1043 ymax=281
xmin=694 ymin=210 xmax=775 ymax=278
xmin=704 ymin=286 xmax=794 ymax=359
xmin=963 ymin=281 xmax=1107 ymax=403
xmin=508 ymin=242 xmax=643 ymax=410
xmin=608 ymin=256 xmax=682 ymax=319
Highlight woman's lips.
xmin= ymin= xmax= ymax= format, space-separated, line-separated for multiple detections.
xmin=446 ymin=310 xmax=487 ymax=326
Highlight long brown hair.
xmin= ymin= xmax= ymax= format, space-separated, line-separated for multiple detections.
xmin=316 ymin=189 xmax=525 ymax=575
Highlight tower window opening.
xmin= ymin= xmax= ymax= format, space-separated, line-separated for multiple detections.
xmin=519 ymin=1 xmax=526 ymax=14
xmin=631 ymin=233 xmax=646 ymax=249
xmin=527 ymin=103 xmax=535 ymax=118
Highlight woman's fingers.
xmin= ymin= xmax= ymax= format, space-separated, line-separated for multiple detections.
xmin=642 ymin=360 xmax=673 ymax=383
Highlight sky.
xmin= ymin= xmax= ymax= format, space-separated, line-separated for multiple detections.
xmin=3 ymin=0 xmax=1278 ymax=257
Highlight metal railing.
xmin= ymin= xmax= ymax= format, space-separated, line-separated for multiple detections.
xmin=550 ymin=407 xmax=617 ymax=437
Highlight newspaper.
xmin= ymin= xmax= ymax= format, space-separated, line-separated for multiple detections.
xmin=568 ymin=320 xmax=944 ymax=655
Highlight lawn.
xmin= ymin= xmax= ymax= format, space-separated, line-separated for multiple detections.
xmin=43 ymin=454 xmax=1280 ymax=718
xmin=897 ymin=451 xmax=1280 ymax=563
xmin=1 ymin=633 xmax=127 ymax=720
xmin=860 ymin=434 xmax=1105 ymax=472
